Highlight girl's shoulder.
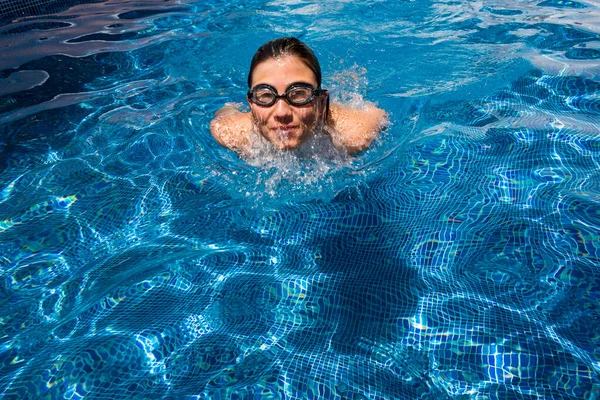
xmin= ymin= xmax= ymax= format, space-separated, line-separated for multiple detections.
xmin=327 ymin=103 xmax=388 ymax=154
xmin=210 ymin=111 xmax=253 ymax=153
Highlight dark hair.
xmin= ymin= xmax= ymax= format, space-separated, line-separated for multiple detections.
xmin=247 ymin=37 xmax=322 ymax=89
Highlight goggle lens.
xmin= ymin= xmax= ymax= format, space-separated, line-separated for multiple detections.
xmin=249 ymin=85 xmax=321 ymax=107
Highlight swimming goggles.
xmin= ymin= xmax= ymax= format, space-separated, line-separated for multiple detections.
xmin=247 ymin=83 xmax=325 ymax=107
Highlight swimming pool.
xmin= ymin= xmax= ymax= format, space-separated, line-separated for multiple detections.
xmin=1 ymin=0 xmax=600 ymax=398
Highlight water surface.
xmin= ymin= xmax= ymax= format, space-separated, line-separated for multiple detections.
xmin=1 ymin=0 xmax=600 ymax=398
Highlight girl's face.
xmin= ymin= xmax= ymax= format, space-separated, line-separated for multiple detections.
xmin=248 ymin=55 xmax=323 ymax=150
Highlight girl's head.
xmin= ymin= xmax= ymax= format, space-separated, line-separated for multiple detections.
xmin=246 ymin=38 xmax=328 ymax=150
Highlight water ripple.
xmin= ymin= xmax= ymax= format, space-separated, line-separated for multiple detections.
xmin=2 ymin=0 xmax=600 ymax=399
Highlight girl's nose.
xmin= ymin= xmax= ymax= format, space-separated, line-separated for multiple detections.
xmin=273 ymin=98 xmax=292 ymax=117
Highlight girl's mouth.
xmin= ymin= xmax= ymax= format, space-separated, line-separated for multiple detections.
xmin=273 ymin=125 xmax=298 ymax=137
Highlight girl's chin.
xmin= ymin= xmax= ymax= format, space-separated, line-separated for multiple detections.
xmin=264 ymin=133 xmax=307 ymax=150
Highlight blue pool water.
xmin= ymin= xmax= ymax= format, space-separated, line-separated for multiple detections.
xmin=1 ymin=0 xmax=600 ymax=398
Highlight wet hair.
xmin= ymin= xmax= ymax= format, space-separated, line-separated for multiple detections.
xmin=247 ymin=37 xmax=322 ymax=89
